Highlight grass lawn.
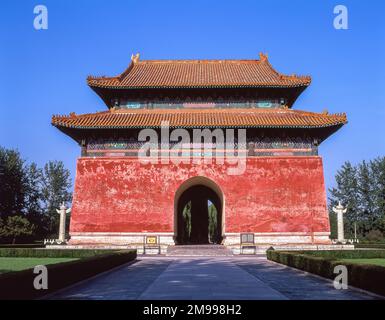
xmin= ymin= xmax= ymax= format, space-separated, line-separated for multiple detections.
xmin=341 ymin=258 xmax=385 ymax=267
xmin=0 ymin=257 xmax=79 ymax=274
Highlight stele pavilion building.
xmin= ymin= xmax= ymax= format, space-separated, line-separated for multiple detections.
xmin=52 ymin=53 xmax=346 ymax=252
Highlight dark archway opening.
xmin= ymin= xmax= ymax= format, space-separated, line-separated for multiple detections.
xmin=176 ymin=185 xmax=222 ymax=244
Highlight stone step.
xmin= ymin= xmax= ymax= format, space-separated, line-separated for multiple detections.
xmin=166 ymin=244 xmax=233 ymax=256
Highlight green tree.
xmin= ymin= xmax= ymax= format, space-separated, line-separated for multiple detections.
xmin=25 ymin=163 xmax=43 ymax=214
xmin=371 ymin=157 xmax=385 ymax=223
xmin=25 ymin=163 xmax=46 ymax=237
xmin=329 ymin=161 xmax=359 ymax=237
xmin=329 ymin=157 xmax=385 ymax=240
xmin=208 ymin=202 xmax=218 ymax=243
xmin=357 ymin=161 xmax=376 ymax=233
xmin=0 ymin=147 xmax=73 ymax=243
xmin=0 ymin=218 xmax=7 ymax=239
xmin=182 ymin=201 xmax=192 ymax=242
xmin=0 ymin=147 xmax=27 ymax=219
xmin=328 ymin=211 xmax=337 ymax=239
xmin=3 ymin=215 xmax=35 ymax=244
xmin=41 ymin=161 xmax=72 ymax=236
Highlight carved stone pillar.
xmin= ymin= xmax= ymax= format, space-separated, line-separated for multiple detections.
xmin=56 ymin=203 xmax=71 ymax=243
xmin=333 ymin=201 xmax=347 ymax=242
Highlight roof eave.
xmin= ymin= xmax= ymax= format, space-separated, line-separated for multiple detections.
xmin=88 ymin=83 xmax=311 ymax=90
xmin=52 ymin=123 xmax=346 ymax=130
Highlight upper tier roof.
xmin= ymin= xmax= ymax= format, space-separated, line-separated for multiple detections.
xmin=87 ymin=53 xmax=311 ymax=89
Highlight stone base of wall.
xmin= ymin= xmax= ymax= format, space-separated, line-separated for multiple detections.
xmin=231 ymin=244 xmax=355 ymax=254
xmin=69 ymin=232 xmax=175 ymax=245
xmin=67 ymin=231 xmax=335 ymax=254
xmin=224 ymin=232 xmax=331 ymax=246
xmin=69 ymin=232 xmax=174 ymax=254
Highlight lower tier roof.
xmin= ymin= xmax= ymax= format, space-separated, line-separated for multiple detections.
xmin=52 ymin=108 xmax=347 ymax=130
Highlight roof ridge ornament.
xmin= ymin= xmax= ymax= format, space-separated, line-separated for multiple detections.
xmin=117 ymin=53 xmax=140 ymax=82
xmin=259 ymin=52 xmax=268 ymax=62
xmin=131 ymin=53 xmax=140 ymax=63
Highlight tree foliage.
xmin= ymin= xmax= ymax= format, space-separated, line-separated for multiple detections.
xmin=329 ymin=157 xmax=385 ymax=240
xmin=2 ymin=215 xmax=35 ymax=244
xmin=0 ymin=147 xmax=27 ymax=218
xmin=208 ymin=202 xmax=219 ymax=244
xmin=41 ymin=161 xmax=72 ymax=236
xmin=0 ymin=147 xmax=72 ymax=243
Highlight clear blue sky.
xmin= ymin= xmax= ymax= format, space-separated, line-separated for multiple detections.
xmin=1 ymin=0 xmax=384 ymax=194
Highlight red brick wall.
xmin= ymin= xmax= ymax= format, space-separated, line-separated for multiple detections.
xmin=70 ymin=156 xmax=330 ymax=234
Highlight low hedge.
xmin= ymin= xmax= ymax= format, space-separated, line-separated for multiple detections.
xmin=0 ymin=248 xmax=120 ymax=258
xmin=267 ymin=250 xmax=385 ymax=297
xmin=301 ymin=249 xmax=385 ymax=259
xmin=0 ymin=249 xmax=137 ymax=300
xmin=0 ymin=244 xmax=45 ymax=249
xmin=355 ymin=244 xmax=385 ymax=249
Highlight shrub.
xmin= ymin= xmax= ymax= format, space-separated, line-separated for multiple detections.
xmin=0 ymin=244 xmax=45 ymax=249
xmin=0 ymin=216 xmax=35 ymax=244
xmin=267 ymin=250 xmax=385 ymax=297
xmin=0 ymin=249 xmax=137 ymax=299
xmin=0 ymin=248 xmax=120 ymax=258
xmin=301 ymin=250 xmax=385 ymax=259
xmin=365 ymin=230 xmax=384 ymax=243
xmin=355 ymin=243 xmax=385 ymax=249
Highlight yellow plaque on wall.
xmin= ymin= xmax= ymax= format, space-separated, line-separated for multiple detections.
xmin=146 ymin=236 xmax=157 ymax=245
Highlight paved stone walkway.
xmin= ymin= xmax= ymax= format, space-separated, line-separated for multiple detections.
xmin=47 ymin=256 xmax=381 ymax=300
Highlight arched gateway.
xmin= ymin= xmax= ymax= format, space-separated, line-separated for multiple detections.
xmin=174 ymin=177 xmax=224 ymax=245
xmin=52 ymin=53 xmax=347 ymax=253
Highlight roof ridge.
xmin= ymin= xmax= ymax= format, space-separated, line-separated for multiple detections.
xmin=137 ymin=59 xmax=262 ymax=64
xmin=86 ymin=52 xmax=312 ymax=89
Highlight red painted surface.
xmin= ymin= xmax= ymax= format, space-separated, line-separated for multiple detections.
xmin=70 ymin=156 xmax=330 ymax=236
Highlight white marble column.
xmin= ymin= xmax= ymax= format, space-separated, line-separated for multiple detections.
xmin=333 ymin=201 xmax=347 ymax=242
xmin=56 ymin=203 xmax=71 ymax=243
